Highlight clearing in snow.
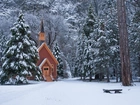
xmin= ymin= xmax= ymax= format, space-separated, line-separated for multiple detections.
xmin=0 ymin=78 xmax=140 ymax=105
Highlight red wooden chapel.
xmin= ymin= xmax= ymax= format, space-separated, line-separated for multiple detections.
xmin=37 ymin=20 xmax=58 ymax=81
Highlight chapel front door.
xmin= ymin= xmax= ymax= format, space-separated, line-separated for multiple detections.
xmin=43 ymin=66 xmax=49 ymax=76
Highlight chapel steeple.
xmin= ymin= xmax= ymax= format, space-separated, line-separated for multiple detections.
xmin=38 ymin=20 xmax=45 ymax=46
xmin=40 ymin=20 xmax=44 ymax=33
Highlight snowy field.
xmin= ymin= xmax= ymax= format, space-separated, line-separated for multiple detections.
xmin=0 ymin=78 xmax=140 ymax=105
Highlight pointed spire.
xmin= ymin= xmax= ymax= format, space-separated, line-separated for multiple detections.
xmin=38 ymin=20 xmax=46 ymax=47
xmin=40 ymin=20 xmax=44 ymax=33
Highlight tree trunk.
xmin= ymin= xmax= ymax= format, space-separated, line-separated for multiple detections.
xmin=106 ymin=69 xmax=110 ymax=82
xmin=99 ymin=73 xmax=103 ymax=81
xmin=115 ymin=68 xmax=119 ymax=82
xmin=83 ymin=70 xmax=86 ymax=80
xmin=117 ymin=0 xmax=131 ymax=86
xmin=138 ymin=52 xmax=140 ymax=76
xmin=89 ymin=70 xmax=92 ymax=82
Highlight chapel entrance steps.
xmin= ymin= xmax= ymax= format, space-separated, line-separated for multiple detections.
xmin=46 ymin=76 xmax=53 ymax=82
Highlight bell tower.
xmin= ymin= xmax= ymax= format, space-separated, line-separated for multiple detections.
xmin=38 ymin=20 xmax=45 ymax=46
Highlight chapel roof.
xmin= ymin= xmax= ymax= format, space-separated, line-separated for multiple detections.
xmin=39 ymin=58 xmax=53 ymax=70
xmin=38 ymin=42 xmax=58 ymax=64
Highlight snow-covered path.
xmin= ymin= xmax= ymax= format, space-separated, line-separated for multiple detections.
xmin=0 ymin=78 xmax=140 ymax=105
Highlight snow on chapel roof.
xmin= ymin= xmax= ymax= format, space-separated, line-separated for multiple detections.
xmin=39 ymin=58 xmax=53 ymax=70
xmin=38 ymin=42 xmax=58 ymax=64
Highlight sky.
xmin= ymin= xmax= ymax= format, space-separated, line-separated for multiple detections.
xmin=0 ymin=78 xmax=140 ymax=105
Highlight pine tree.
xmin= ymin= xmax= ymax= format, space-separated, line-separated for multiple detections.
xmin=130 ymin=9 xmax=140 ymax=77
xmin=83 ymin=5 xmax=95 ymax=39
xmin=0 ymin=13 xmax=40 ymax=85
xmin=101 ymin=0 xmax=120 ymax=82
xmin=94 ymin=21 xmax=111 ymax=82
xmin=53 ymin=43 xmax=64 ymax=78
xmin=74 ymin=34 xmax=85 ymax=79
xmin=82 ymin=5 xmax=95 ymax=81
xmin=0 ymin=30 xmax=8 ymax=67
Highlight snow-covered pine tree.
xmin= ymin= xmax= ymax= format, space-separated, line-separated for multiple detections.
xmin=0 ymin=13 xmax=40 ymax=85
xmin=100 ymin=0 xmax=120 ymax=82
xmin=82 ymin=5 xmax=95 ymax=81
xmin=0 ymin=31 xmax=8 ymax=67
xmin=53 ymin=43 xmax=64 ymax=78
xmin=94 ymin=20 xmax=111 ymax=82
xmin=83 ymin=5 xmax=95 ymax=39
xmin=130 ymin=9 xmax=140 ymax=77
xmin=74 ymin=34 xmax=85 ymax=78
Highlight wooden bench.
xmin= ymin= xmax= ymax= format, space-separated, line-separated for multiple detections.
xmin=103 ymin=89 xmax=122 ymax=93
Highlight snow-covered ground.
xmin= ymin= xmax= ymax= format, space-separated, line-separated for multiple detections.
xmin=0 ymin=78 xmax=140 ymax=105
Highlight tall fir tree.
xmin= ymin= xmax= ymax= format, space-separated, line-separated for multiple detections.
xmin=94 ymin=21 xmax=111 ymax=82
xmin=0 ymin=13 xmax=40 ymax=84
xmin=82 ymin=5 xmax=96 ymax=81
xmin=53 ymin=43 xmax=64 ymax=78
xmin=130 ymin=9 xmax=140 ymax=77
xmin=0 ymin=30 xmax=8 ymax=67
xmin=74 ymin=34 xmax=85 ymax=79
xmin=83 ymin=5 xmax=95 ymax=39
xmin=100 ymin=0 xmax=120 ymax=82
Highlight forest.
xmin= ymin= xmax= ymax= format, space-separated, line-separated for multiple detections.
xmin=0 ymin=0 xmax=140 ymax=85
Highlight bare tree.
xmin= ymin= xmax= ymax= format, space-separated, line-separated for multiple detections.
xmin=117 ymin=0 xmax=131 ymax=86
